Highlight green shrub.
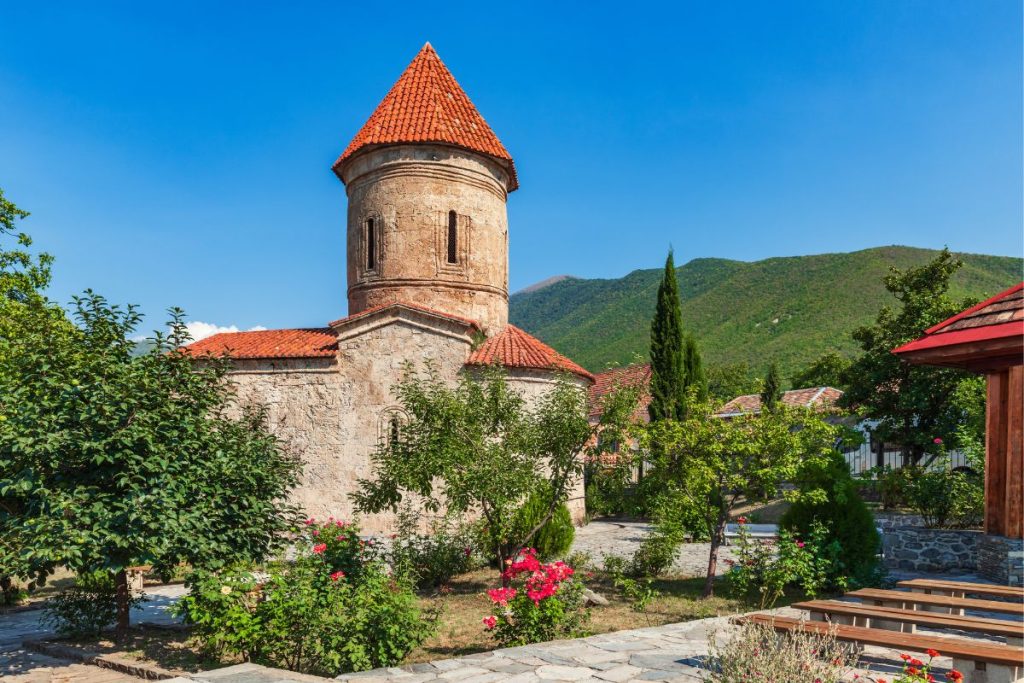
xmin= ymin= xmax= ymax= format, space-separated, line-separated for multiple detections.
xmin=782 ymin=452 xmax=882 ymax=588
xmin=727 ymin=521 xmax=842 ymax=609
xmin=177 ymin=523 xmax=436 ymax=676
xmin=42 ymin=571 xmax=142 ymax=637
xmin=510 ymin=486 xmax=575 ymax=560
xmin=877 ymin=465 xmax=918 ymax=509
xmin=906 ymin=469 xmax=983 ymax=529
xmin=387 ymin=504 xmax=480 ymax=589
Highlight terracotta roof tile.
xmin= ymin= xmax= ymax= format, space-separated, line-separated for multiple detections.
xmin=717 ymin=386 xmax=843 ymax=416
xmin=466 ymin=325 xmax=594 ymax=381
xmin=589 ymin=364 xmax=651 ymax=419
xmin=334 ymin=43 xmax=517 ymax=190
xmin=181 ymin=328 xmax=337 ymax=360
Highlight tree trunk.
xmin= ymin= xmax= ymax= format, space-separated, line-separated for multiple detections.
xmin=702 ymin=510 xmax=729 ymax=598
xmin=114 ymin=569 xmax=130 ymax=642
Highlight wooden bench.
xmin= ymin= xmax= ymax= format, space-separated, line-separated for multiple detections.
xmin=846 ymin=588 xmax=1024 ymax=618
xmin=793 ymin=599 xmax=1024 ymax=644
xmin=897 ymin=579 xmax=1024 ymax=602
xmin=739 ymin=614 xmax=1024 ymax=683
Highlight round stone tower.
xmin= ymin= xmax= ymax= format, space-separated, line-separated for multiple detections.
xmin=332 ymin=43 xmax=518 ymax=333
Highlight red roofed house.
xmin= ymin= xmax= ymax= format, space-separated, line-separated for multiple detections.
xmin=893 ymin=282 xmax=1024 ymax=585
xmin=182 ymin=44 xmax=592 ymax=531
xmin=716 ymin=386 xmax=845 ymax=418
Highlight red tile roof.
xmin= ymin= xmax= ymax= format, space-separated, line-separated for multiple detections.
xmin=181 ymin=328 xmax=337 ymax=360
xmin=333 ymin=43 xmax=518 ymax=190
xmin=717 ymin=386 xmax=844 ymax=417
xmin=893 ymin=282 xmax=1024 ymax=364
xmin=589 ymin=364 xmax=652 ymax=419
xmin=329 ymin=301 xmax=480 ymax=331
xmin=466 ymin=325 xmax=594 ymax=381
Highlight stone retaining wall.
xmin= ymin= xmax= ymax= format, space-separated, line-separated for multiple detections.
xmin=977 ymin=534 xmax=1024 ymax=587
xmin=882 ymin=526 xmax=981 ymax=573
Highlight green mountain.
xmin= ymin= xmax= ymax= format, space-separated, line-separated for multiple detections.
xmin=509 ymin=246 xmax=1022 ymax=377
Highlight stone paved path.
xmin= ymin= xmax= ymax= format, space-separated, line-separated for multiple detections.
xmin=0 ymin=584 xmax=186 ymax=682
xmin=569 ymin=521 xmax=739 ymax=577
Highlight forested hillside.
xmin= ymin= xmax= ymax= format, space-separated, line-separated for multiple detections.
xmin=510 ymin=246 xmax=1022 ymax=376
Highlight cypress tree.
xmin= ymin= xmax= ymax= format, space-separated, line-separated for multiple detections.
xmin=761 ymin=362 xmax=782 ymax=412
xmin=648 ymin=250 xmax=686 ymax=421
xmin=683 ymin=334 xmax=707 ymax=402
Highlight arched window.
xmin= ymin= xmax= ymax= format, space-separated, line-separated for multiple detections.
xmin=447 ymin=210 xmax=458 ymax=264
xmin=366 ymin=218 xmax=376 ymax=271
xmin=378 ymin=408 xmax=408 ymax=448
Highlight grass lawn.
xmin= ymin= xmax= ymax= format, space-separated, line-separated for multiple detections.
xmin=70 ymin=565 xmax=809 ymax=675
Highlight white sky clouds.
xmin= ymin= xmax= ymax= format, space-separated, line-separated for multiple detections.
xmin=183 ymin=321 xmax=267 ymax=342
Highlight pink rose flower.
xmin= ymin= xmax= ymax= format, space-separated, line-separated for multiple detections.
xmin=312 ymin=543 xmax=327 ymax=554
xmin=482 ymin=615 xmax=497 ymax=630
xmin=330 ymin=571 xmax=345 ymax=582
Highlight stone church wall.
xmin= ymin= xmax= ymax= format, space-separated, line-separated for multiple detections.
xmin=224 ymin=319 xmax=588 ymax=535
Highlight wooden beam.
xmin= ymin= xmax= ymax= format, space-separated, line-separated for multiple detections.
xmin=1006 ymin=365 xmax=1023 ymax=539
xmin=986 ymin=370 xmax=1009 ymax=536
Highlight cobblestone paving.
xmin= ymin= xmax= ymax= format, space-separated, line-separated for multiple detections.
xmin=0 ymin=584 xmax=186 ymax=682
xmin=568 ymin=521 xmax=739 ymax=576
xmin=335 ymin=617 xmax=730 ymax=682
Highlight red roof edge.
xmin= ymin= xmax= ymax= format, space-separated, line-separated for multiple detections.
xmin=329 ymin=301 xmax=481 ymax=331
xmin=922 ymin=282 xmax=1024 ymax=335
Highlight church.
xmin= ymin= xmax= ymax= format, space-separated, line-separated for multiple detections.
xmin=183 ymin=43 xmax=594 ymax=532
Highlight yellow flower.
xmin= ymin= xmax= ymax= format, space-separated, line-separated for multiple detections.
xmin=220 ymin=585 xmax=232 ymax=595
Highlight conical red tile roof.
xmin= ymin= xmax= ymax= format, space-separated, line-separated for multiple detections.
xmin=466 ymin=325 xmax=593 ymax=381
xmin=334 ymin=43 xmax=517 ymax=190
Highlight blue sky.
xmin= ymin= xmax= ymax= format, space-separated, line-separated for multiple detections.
xmin=1 ymin=1 xmax=1021 ymax=335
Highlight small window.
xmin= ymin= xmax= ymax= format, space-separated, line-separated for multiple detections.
xmin=366 ymin=218 xmax=376 ymax=270
xmin=447 ymin=211 xmax=458 ymax=264
xmin=389 ymin=415 xmax=400 ymax=447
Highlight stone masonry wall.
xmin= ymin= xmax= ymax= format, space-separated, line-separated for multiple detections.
xmin=882 ymin=526 xmax=981 ymax=573
xmin=977 ymin=534 xmax=1024 ymax=586
xmin=226 ymin=317 xmax=591 ymax=535
xmin=343 ymin=144 xmax=511 ymax=334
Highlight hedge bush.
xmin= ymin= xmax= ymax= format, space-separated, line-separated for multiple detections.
xmin=511 ymin=486 xmax=575 ymax=560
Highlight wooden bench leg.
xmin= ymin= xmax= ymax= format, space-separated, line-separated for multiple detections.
xmin=951 ymin=658 xmax=1021 ymax=683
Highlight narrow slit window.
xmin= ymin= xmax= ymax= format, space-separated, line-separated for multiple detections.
xmin=366 ymin=218 xmax=376 ymax=270
xmin=389 ymin=415 xmax=400 ymax=447
xmin=447 ymin=211 xmax=458 ymax=264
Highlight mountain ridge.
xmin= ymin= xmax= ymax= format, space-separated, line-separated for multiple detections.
xmin=509 ymin=245 xmax=1022 ymax=376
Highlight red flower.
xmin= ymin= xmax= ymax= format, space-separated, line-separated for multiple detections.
xmin=463 ymin=547 xmax=472 ymax=557
xmin=926 ymin=648 xmax=940 ymax=659
xmin=482 ymin=615 xmax=497 ymax=630
xmin=910 ymin=658 xmax=924 ymax=668
xmin=900 ymin=654 xmax=912 ymax=661
xmin=312 ymin=543 xmax=327 ymax=554
xmin=928 ymin=675 xmax=936 ymax=683
xmin=487 ymin=587 xmax=517 ymax=606
xmin=737 ymin=516 xmax=748 ymax=524
xmin=304 ymin=518 xmax=315 ymax=526
xmin=877 ymin=679 xmax=887 ymax=683
xmin=933 ymin=437 xmax=943 ymax=445
xmin=330 ymin=571 xmax=345 ymax=582
xmin=907 ymin=668 xmax=920 ymax=677
xmin=947 ymin=671 xmax=963 ymax=683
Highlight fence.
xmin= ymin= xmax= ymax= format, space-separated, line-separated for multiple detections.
xmin=841 ymin=441 xmax=969 ymax=478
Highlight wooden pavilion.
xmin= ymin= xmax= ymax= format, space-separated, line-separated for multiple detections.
xmin=893 ymin=281 xmax=1024 ymax=584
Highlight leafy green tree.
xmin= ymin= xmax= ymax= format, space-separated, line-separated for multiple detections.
xmin=683 ymin=334 xmax=708 ymax=402
xmin=353 ymin=365 xmax=613 ymax=578
xmin=706 ymin=362 xmax=759 ymax=401
xmin=790 ymin=352 xmax=852 ymax=390
xmin=648 ymin=250 xmax=686 ymax=421
xmin=840 ymin=249 xmax=979 ymax=464
xmin=642 ymin=401 xmax=840 ymax=597
xmin=760 ymin=362 xmax=782 ymax=411
xmin=0 ymin=191 xmax=300 ymax=638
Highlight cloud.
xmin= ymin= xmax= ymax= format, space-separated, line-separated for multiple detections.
xmin=183 ymin=321 xmax=267 ymax=342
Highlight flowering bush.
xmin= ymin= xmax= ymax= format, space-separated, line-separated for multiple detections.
xmin=482 ymin=548 xmax=588 ymax=646
xmin=177 ymin=520 xmax=435 ymax=676
xmin=878 ymin=650 xmax=962 ymax=683
xmin=302 ymin=517 xmax=378 ymax=582
xmin=705 ymin=621 xmax=855 ymax=683
xmin=727 ymin=518 xmax=843 ymax=608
